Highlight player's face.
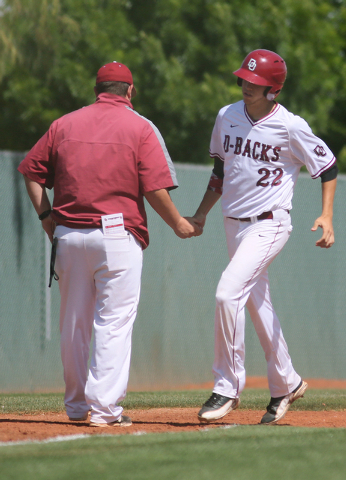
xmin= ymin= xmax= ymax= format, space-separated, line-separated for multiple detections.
xmin=241 ymin=80 xmax=268 ymax=107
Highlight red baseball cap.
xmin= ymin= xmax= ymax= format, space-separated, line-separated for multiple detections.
xmin=96 ymin=62 xmax=137 ymax=96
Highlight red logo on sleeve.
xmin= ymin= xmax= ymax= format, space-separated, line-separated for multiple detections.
xmin=313 ymin=145 xmax=327 ymax=157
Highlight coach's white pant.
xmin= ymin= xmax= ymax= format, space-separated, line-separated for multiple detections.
xmin=55 ymin=226 xmax=143 ymax=424
xmin=213 ymin=209 xmax=301 ymax=399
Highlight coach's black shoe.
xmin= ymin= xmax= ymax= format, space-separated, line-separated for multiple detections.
xmin=261 ymin=380 xmax=308 ymax=425
xmin=198 ymin=393 xmax=240 ymax=423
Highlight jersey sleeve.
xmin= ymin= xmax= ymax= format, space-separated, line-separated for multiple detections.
xmin=137 ymin=121 xmax=179 ymax=193
xmin=209 ymin=107 xmax=227 ymax=161
xmin=289 ymin=116 xmax=336 ymax=179
xmin=17 ymin=124 xmax=56 ymax=189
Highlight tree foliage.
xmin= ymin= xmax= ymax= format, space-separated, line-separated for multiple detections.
xmin=1 ymin=0 xmax=346 ymax=169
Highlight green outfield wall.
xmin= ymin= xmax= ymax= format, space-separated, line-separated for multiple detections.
xmin=1 ymin=151 xmax=345 ymax=393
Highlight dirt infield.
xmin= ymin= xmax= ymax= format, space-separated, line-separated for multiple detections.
xmin=1 ymin=378 xmax=346 ymax=443
xmin=2 ymin=409 xmax=346 ymax=443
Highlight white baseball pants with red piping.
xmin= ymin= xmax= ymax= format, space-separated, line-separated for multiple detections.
xmin=55 ymin=226 xmax=143 ymax=424
xmin=212 ymin=209 xmax=301 ymax=399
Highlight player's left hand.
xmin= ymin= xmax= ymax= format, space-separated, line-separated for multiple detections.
xmin=311 ymin=215 xmax=335 ymax=248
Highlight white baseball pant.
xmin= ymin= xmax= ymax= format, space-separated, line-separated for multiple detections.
xmin=213 ymin=209 xmax=301 ymax=399
xmin=55 ymin=226 xmax=143 ymax=423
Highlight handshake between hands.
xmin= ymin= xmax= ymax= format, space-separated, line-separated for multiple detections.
xmin=173 ymin=213 xmax=206 ymax=239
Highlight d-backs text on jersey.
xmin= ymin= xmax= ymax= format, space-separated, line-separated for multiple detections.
xmin=224 ymin=135 xmax=281 ymax=163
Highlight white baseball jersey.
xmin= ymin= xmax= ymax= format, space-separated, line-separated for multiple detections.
xmin=210 ymin=100 xmax=336 ymax=218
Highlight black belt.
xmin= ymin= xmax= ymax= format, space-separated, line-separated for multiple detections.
xmin=228 ymin=211 xmax=274 ymax=222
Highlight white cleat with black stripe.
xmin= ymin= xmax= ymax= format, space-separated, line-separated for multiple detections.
xmin=198 ymin=393 xmax=240 ymax=423
xmin=261 ymin=380 xmax=308 ymax=425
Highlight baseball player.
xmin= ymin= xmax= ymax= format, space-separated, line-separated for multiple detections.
xmin=18 ymin=62 xmax=199 ymax=427
xmin=192 ymin=49 xmax=337 ymax=425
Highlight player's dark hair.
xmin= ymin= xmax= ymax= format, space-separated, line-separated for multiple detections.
xmin=264 ymin=86 xmax=271 ymax=97
xmin=95 ymin=81 xmax=130 ymax=97
xmin=238 ymin=79 xmax=279 ymax=99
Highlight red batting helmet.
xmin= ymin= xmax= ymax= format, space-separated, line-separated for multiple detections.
xmin=233 ymin=49 xmax=287 ymax=99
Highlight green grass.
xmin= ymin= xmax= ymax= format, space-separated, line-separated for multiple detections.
xmin=1 ymin=389 xmax=346 ymax=479
xmin=121 ymin=388 xmax=346 ymax=411
xmin=1 ymin=388 xmax=346 ymax=414
xmin=1 ymin=427 xmax=346 ymax=480
xmin=0 ymin=393 xmax=65 ymax=414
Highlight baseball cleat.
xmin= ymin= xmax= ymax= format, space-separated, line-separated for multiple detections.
xmin=260 ymin=380 xmax=308 ymax=425
xmin=198 ymin=393 xmax=240 ymax=423
xmin=90 ymin=415 xmax=132 ymax=428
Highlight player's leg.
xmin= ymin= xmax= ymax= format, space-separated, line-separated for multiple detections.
xmin=199 ymin=224 xmax=254 ymax=422
xmin=198 ymin=211 xmax=291 ymax=421
xmin=85 ymin=231 xmax=143 ymax=426
xmin=213 ymin=214 xmax=292 ymax=396
xmin=246 ymin=272 xmax=301 ymax=398
xmin=247 ymin=272 xmax=307 ymax=424
xmin=55 ymin=226 xmax=95 ymax=420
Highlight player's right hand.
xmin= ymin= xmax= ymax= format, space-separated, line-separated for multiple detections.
xmin=185 ymin=217 xmax=203 ymax=237
xmin=174 ymin=217 xmax=203 ymax=238
xmin=192 ymin=212 xmax=207 ymax=229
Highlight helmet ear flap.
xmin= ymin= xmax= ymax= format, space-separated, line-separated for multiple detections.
xmin=264 ymin=86 xmax=281 ymax=101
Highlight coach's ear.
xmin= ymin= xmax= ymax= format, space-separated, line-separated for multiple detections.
xmin=126 ymin=84 xmax=135 ymax=100
xmin=94 ymin=86 xmax=98 ymax=98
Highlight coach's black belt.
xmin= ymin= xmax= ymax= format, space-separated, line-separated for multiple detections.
xmin=228 ymin=211 xmax=274 ymax=222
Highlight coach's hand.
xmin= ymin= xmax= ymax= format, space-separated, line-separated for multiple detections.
xmin=174 ymin=217 xmax=202 ymax=238
xmin=41 ymin=215 xmax=56 ymax=243
xmin=185 ymin=217 xmax=203 ymax=237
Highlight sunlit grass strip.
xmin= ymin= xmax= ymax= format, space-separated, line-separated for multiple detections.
xmin=0 ymin=389 xmax=346 ymax=414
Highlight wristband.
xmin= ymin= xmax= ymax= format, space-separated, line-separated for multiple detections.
xmin=207 ymin=173 xmax=223 ymax=195
xmin=38 ymin=209 xmax=52 ymax=221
